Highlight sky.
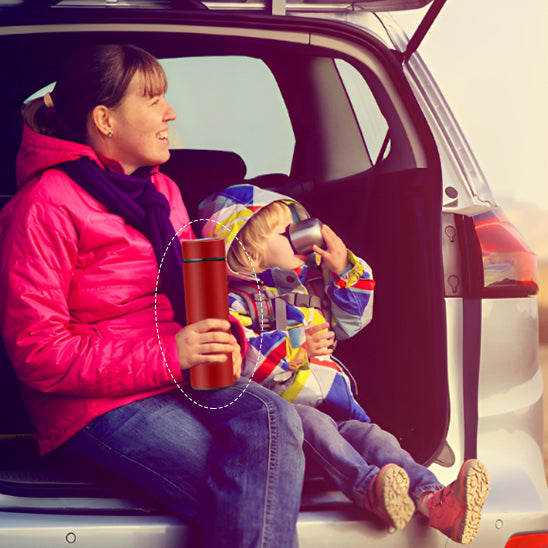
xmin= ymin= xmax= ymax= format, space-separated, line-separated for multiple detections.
xmin=394 ymin=0 xmax=548 ymax=262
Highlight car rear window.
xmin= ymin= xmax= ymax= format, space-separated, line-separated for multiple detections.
xmin=161 ymin=56 xmax=295 ymax=179
xmin=24 ymin=54 xmax=390 ymax=181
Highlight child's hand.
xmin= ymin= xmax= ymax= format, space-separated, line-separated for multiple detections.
xmin=312 ymin=224 xmax=350 ymax=274
xmin=232 ymin=343 xmax=242 ymax=380
xmin=305 ymin=322 xmax=336 ymax=357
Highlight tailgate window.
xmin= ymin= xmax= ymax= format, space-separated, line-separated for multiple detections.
xmin=335 ymin=58 xmax=389 ymax=165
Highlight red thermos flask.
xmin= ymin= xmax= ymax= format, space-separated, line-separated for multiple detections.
xmin=182 ymin=238 xmax=235 ymax=390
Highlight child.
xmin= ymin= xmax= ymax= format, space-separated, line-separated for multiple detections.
xmin=198 ymin=184 xmax=489 ymax=542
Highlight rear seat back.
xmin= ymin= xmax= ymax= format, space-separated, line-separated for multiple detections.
xmin=161 ymin=148 xmax=291 ymax=221
xmin=160 ymin=149 xmax=247 ymax=220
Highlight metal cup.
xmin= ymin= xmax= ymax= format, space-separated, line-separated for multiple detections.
xmin=287 ymin=218 xmax=324 ymax=255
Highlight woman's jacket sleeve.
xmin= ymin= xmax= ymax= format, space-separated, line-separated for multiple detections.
xmin=0 ymin=199 xmax=184 ymax=397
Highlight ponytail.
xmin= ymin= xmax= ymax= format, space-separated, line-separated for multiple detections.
xmin=21 ymin=96 xmax=66 ymax=138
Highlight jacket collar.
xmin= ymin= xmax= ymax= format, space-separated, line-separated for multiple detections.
xmin=16 ymin=124 xmax=159 ymax=189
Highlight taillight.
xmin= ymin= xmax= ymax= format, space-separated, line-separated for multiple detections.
xmin=464 ymin=208 xmax=539 ymax=298
xmin=505 ymin=533 xmax=548 ymax=548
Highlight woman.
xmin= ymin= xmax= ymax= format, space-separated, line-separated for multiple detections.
xmin=0 ymin=44 xmax=304 ymax=548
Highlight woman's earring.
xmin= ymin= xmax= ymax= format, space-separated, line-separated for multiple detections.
xmin=108 ymin=131 xmax=112 ymax=138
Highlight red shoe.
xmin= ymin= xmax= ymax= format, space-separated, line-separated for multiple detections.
xmin=364 ymin=464 xmax=415 ymax=531
xmin=428 ymin=459 xmax=489 ymax=544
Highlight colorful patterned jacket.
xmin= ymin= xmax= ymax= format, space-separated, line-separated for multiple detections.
xmin=198 ymin=184 xmax=375 ymax=422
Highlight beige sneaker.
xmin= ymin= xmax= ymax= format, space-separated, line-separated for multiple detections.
xmin=364 ymin=463 xmax=415 ymax=531
xmin=427 ymin=459 xmax=490 ymax=544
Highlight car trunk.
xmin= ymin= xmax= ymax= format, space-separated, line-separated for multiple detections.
xmin=0 ymin=6 xmax=447 ymax=519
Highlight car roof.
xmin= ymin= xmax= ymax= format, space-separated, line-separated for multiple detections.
xmin=0 ymin=0 xmax=444 ymax=61
xmin=0 ymin=0 xmax=436 ymax=22
xmin=2 ymin=0 xmax=432 ymax=13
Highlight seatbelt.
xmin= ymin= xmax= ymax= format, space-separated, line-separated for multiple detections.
xmin=231 ymin=281 xmax=325 ymax=333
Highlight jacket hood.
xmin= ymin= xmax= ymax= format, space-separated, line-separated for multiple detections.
xmin=16 ymin=124 xmax=139 ymax=188
xmin=197 ymin=184 xmax=309 ymax=280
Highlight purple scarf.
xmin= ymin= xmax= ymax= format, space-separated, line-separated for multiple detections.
xmin=61 ymin=157 xmax=186 ymax=326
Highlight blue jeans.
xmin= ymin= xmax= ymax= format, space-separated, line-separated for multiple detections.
xmin=59 ymin=379 xmax=305 ymax=548
xmin=295 ymin=404 xmax=442 ymax=507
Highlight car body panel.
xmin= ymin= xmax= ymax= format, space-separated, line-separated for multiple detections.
xmin=477 ymin=298 xmax=547 ymax=513
xmin=0 ymin=512 xmax=195 ymax=548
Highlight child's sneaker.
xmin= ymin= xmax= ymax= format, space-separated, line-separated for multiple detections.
xmin=427 ymin=459 xmax=489 ymax=544
xmin=364 ymin=463 xmax=415 ymax=531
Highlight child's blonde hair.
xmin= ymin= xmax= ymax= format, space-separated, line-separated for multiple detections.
xmin=228 ymin=201 xmax=288 ymax=274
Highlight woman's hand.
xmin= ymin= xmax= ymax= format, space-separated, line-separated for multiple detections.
xmin=175 ymin=318 xmax=242 ymax=379
xmin=312 ymin=224 xmax=350 ymax=274
xmin=305 ymin=322 xmax=336 ymax=357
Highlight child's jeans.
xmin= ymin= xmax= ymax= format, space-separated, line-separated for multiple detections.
xmin=294 ymin=403 xmax=443 ymax=507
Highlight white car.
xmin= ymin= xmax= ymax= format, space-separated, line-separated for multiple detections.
xmin=0 ymin=0 xmax=545 ymax=546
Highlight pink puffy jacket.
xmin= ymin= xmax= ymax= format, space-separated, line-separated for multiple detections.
xmin=0 ymin=126 xmax=199 ymax=455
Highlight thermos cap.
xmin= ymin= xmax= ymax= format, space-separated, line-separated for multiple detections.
xmin=182 ymin=238 xmax=226 ymax=261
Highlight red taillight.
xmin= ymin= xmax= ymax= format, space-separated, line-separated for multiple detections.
xmin=505 ymin=533 xmax=548 ymax=548
xmin=472 ymin=209 xmax=539 ymax=297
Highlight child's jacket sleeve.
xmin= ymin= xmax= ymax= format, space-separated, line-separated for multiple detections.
xmin=322 ymin=250 xmax=375 ymax=341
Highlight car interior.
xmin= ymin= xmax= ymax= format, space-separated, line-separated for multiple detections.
xmin=0 ymin=27 xmax=448 ymax=512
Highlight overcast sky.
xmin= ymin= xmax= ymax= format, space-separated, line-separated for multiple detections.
xmin=394 ymin=0 xmax=548 ymax=260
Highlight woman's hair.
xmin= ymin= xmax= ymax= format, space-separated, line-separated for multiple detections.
xmin=22 ymin=44 xmax=167 ymax=143
xmin=228 ymin=201 xmax=288 ymax=275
